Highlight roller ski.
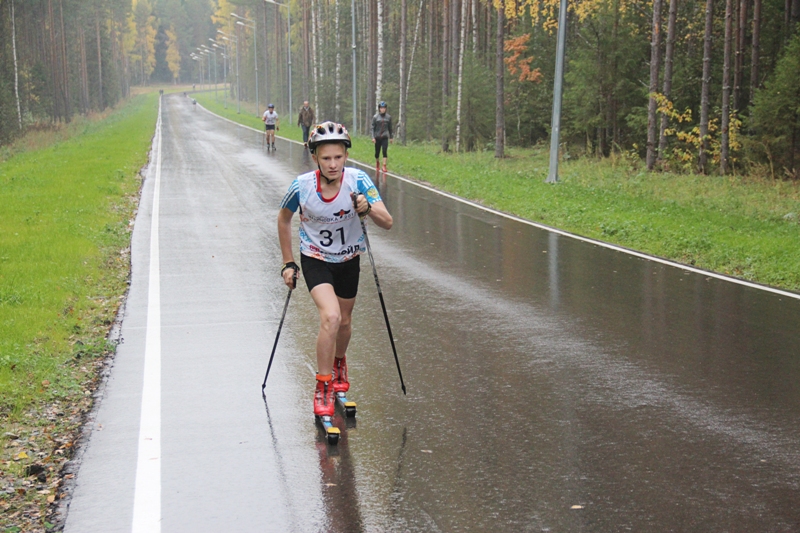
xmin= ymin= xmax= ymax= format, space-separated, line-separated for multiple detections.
xmin=333 ymin=356 xmax=356 ymax=418
xmin=315 ymin=374 xmax=340 ymax=445
xmin=316 ymin=415 xmax=340 ymax=445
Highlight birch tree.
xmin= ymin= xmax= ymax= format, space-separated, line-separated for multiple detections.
xmin=456 ymin=0 xmax=469 ymax=151
xmin=375 ymin=0 xmax=384 ymax=105
xmin=403 ymin=0 xmax=425 ymax=144
xmin=335 ymin=0 xmax=341 ymax=122
xmin=399 ymin=0 xmax=408 ymax=143
xmin=312 ymin=0 xmax=321 ymax=118
xmin=10 ymin=0 xmax=22 ymax=130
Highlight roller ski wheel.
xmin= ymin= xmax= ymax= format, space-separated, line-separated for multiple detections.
xmin=336 ymin=392 xmax=357 ymax=418
xmin=317 ymin=415 xmax=340 ymax=445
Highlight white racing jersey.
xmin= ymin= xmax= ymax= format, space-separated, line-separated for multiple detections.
xmin=280 ymin=167 xmax=382 ymax=263
xmin=263 ymin=110 xmax=279 ymax=125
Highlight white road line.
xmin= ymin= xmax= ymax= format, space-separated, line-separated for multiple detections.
xmin=197 ymin=102 xmax=800 ymax=301
xmin=131 ymin=99 xmax=163 ymax=533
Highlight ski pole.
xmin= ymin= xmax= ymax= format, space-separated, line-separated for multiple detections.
xmin=351 ymin=193 xmax=407 ymax=395
xmin=261 ymin=269 xmax=297 ymax=390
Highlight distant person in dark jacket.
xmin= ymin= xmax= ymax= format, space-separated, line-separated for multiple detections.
xmin=371 ymin=101 xmax=393 ymax=173
xmin=298 ymin=101 xmax=316 ymax=146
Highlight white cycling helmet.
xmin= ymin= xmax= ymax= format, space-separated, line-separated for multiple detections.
xmin=308 ymin=121 xmax=351 ymax=153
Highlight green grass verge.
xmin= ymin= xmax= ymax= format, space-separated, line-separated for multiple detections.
xmin=194 ymin=93 xmax=800 ymax=292
xmin=0 ymin=93 xmax=158 ymax=417
xmin=1 ymin=92 xmax=158 ymax=532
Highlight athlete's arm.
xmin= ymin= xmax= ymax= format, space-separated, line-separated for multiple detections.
xmin=366 ymin=200 xmax=392 ymax=230
xmin=277 ymin=208 xmax=297 ymax=287
xmin=354 ymin=194 xmax=392 ymax=230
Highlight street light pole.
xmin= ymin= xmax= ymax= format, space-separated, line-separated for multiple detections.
xmin=193 ymin=52 xmax=205 ymax=89
xmin=546 ymin=0 xmax=569 ymax=184
xmin=265 ymin=0 xmax=292 ymax=117
xmin=234 ymin=22 xmax=241 ymax=113
xmin=218 ymin=30 xmax=235 ymax=110
xmin=197 ymin=47 xmax=211 ymax=90
xmin=204 ymin=42 xmax=218 ymax=101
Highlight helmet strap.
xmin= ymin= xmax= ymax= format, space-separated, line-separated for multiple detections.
xmin=318 ymin=167 xmax=342 ymax=185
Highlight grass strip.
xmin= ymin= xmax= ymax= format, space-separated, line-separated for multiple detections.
xmin=1 ymin=93 xmax=159 ymax=532
xmin=194 ymin=92 xmax=800 ymax=293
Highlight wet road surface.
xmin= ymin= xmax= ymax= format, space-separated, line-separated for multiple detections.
xmin=64 ymin=94 xmax=800 ymax=532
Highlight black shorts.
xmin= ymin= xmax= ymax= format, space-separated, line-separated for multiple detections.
xmin=265 ymin=124 xmax=276 ymax=131
xmin=301 ymin=254 xmax=361 ymax=299
xmin=374 ymin=137 xmax=389 ymax=159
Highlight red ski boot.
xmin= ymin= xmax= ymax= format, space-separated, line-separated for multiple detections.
xmin=314 ymin=374 xmax=335 ymax=417
xmin=332 ymin=356 xmax=350 ymax=393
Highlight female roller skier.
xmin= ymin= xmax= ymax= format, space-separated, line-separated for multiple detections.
xmin=277 ymin=121 xmax=393 ymax=417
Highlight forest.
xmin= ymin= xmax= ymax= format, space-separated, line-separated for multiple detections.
xmin=0 ymin=0 xmax=798 ymax=177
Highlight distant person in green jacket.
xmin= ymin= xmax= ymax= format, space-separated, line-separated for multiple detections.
xmin=371 ymin=101 xmax=393 ymax=173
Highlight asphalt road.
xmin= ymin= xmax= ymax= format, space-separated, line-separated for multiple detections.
xmin=62 ymin=94 xmax=800 ymax=532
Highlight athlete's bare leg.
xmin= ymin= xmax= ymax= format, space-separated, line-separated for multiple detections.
xmin=309 ymin=283 xmax=355 ymax=375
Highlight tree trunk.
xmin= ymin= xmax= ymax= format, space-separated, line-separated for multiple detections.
xmin=646 ymin=0 xmax=663 ymax=170
xmin=471 ymin=0 xmax=478 ymax=54
xmin=311 ymin=0 xmax=320 ymax=118
xmin=733 ymin=0 xmax=747 ymax=112
xmin=268 ymin=4 xmax=274 ymax=107
xmin=11 ymin=0 xmax=22 ymax=130
xmin=375 ymin=0 xmax=384 ymax=105
xmin=451 ymin=0 xmax=459 ymax=77
xmin=699 ymin=0 xmax=714 ymax=173
xmin=427 ymin=1 xmax=434 ymax=141
xmin=749 ymin=0 xmax=761 ymax=105
xmin=302 ymin=0 xmax=309 ymax=101
xmin=96 ymin=9 xmax=104 ymax=110
xmin=721 ymin=0 xmax=733 ymax=174
xmin=406 ymin=0 xmax=425 ymax=126
xmin=441 ymin=0 xmax=450 ymax=152
xmin=59 ymin=0 xmax=71 ymax=120
xmin=80 ymin=30 xmax=89 ymax=113
xmin=48 ymin=0 xmax=60 ymax=120
xmin=455 ymin=0 xmax=468 ymax=151
xmin=792 ymin=0 xmax=800 ymax=35
xmin=399 ymin=0 xmax=407 ymax=143
xmin=658 ymin=0 xmax=678 ymax=159
xmin=494 ymin=3 xmax=504 ymax=159
xmin=335 ymin=0 xmax=341 ymax=122
xmin=611 ymin=0 xmax=620 ymax=146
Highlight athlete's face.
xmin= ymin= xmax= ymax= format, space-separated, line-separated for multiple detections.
xmin=313 ymin=143 xmax=348 ymax=181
